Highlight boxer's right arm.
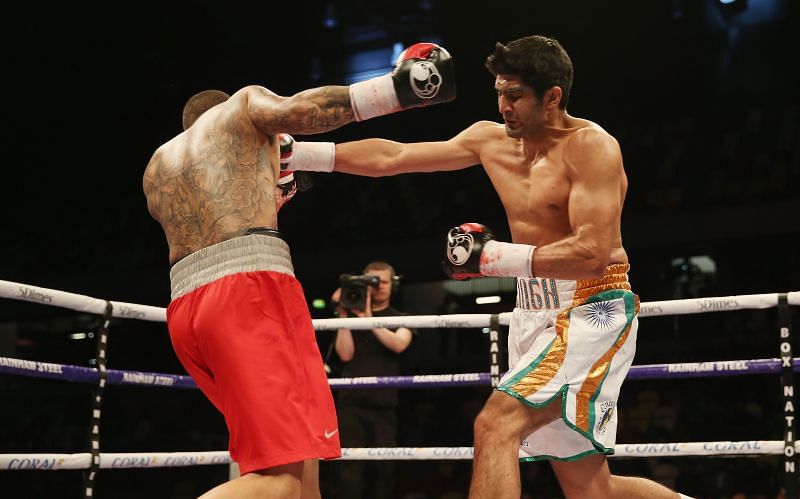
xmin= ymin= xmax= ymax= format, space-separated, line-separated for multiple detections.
xmin=248 ymin=85 xmax=355 ymax=136
xmin=442 ymin=223 xmax=536 ymax=280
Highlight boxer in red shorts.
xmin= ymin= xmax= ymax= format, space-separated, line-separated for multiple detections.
xmin=143 ymin=44 xmax=455 ymax=498
xmin=166 ymin=231 xmax=339 ymax=475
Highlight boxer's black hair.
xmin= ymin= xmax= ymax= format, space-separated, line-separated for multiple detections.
xmin=485 ymin=35 xmax=573 ymax=109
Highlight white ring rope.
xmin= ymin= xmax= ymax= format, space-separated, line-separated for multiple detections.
xmin=1 ymin=279 xmax=798 ymax=329
xmin=317 ymin=314 xmax=503 ymax=330
xmin=0 ymin=280 xmax=166 ymax=322
xmin=2 ymin=441 xmax=796 ymax=470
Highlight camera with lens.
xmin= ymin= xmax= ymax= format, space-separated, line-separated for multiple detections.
xmin=338 ymin=273 xmax=380 ymax=310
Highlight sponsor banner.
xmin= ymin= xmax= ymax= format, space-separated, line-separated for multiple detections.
xmin=628 ymin=359 xmax=791 ymax=380
xmin=4 ymin=443 xmax=800 ymax=469
xmin=615 ymin=441 xmax=781 ymax=458
xmin=313 ymin=314 xmax=495 ymax=331
xmin=0 ymin=281 xmax=167 ymax=321
xmin=0 ymin=280 xmax=107 ymax=314
xmin=1 ymin=277 xmax=795 ymax=328
xmin=103 ymin=452 xmax=230 ymax=469
xmin=1 ymin=454 xmax=91 ymax=470
xmin=329 ymin=373 xmax=487 ymax=389
xmin=0 ymin=357 xmax=197 ymax=388
xmin=638 ymin=293 xmax=779 ymax=317
xmin=341 ymin=447 xmax=475 ymax=460
xmin=110 ymin=301 xmax=167 ymax=322
xmin=0 ymin=357 xmax=98 ymax=383
xmin=108 ymin=370 xmax=196 ymax=389
xmin=0 ymin=452 xmax=229 ymax=470
xmin=3 ymin=355 xmax=800 ymax=389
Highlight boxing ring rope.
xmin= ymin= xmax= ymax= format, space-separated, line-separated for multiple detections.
xmin=2 ymin=441 xmax=799 ymax=470
xmin=2 ymin=280 xmax=798 ymax=324
xmin=1 ymin=278 xmax=799 ymax=496
xmin=3 ymin=354 xmax=800 ymax=388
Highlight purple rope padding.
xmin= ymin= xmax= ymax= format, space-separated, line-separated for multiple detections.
xmin=2 ymin=356 xmax=798 ymax=389
xmin=328 ymin=373 xmax=491 ymax=389
xmin=626 ymin=358 xmax=791 ymax=379
xmin=105 ymin=370 xmax=196 ymax=389
xmin=0 ymin=357 xmax=196 ymax=389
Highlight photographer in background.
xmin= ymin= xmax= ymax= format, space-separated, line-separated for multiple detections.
xmin=330 ymin=261 xmax=413 ymax=499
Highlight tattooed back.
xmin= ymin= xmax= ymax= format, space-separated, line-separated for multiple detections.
xmin=143 ymin=89 xmax=279 ymax=265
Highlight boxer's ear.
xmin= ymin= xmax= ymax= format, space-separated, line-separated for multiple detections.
xmin=544 ymin=86 xmax=562 ymax=110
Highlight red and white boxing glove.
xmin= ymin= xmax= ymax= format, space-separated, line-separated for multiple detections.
xmin=276 ymin=135 xmax=319 ymax=211
xmin=443 ymin=223 xmax=535 ymax=280
xmin=276 ymin=170 xmax=298 ymax=212
xmin=279 ymin=133 xmax=335 ymax=173
xmin=349 ymin=42 xmax=456 ymax=121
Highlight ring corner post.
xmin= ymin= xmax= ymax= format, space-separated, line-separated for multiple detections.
xmin=778 ymin=293 xmax=797 ymax=497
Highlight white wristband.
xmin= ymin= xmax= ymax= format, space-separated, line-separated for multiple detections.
xmin=479 ymin=240 xmax=535 ymax=278
xmin=289 ymin=142 xmax=335 ymax=173
xmin=349 ymin=74 xmax=401 ymax=121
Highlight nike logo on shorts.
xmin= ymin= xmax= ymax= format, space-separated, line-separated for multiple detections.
xmin=324 ymin=429 xmax=338 ymax=439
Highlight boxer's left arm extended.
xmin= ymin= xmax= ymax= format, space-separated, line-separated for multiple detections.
xmin=333 ymin=121 xmax=494 ymax=177
xmin=280 ymin=121 xmax=489 ymax=175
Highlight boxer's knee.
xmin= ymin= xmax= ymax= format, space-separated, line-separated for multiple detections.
xmin=247 ymin=461 xmax=304 ymax=497
xmin=475 ymin=391 xmax=557 ymax=444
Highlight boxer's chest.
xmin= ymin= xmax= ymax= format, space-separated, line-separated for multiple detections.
xmin=487 ymin=153 xmax=571 ymax=222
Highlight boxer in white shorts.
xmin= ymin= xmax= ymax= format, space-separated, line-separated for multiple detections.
xmin=331 ymin=32 xmax=690 ymax=499
xmin=499 ymin=264 xmax=638 ymax=461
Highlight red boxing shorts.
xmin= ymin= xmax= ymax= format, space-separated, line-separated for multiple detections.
xmin=167 ymin=233 xmax=340 ymax=474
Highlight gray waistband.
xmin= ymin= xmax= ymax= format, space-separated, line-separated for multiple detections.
xmin=169 ymin=235 xmax=294 ymax=300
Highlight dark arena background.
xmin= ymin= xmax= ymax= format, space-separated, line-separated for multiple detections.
xmin=1 ymin=1 xmax=799 ymax=498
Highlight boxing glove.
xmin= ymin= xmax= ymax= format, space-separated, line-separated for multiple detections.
xmin=443 ymin=223 xmax=495 ymax=280
xmin=279 ymin=132 xmax=293 ymax=171
xmin=443 ymin=223 xmax=536 ymax=280
xmin=349 ymin=42 xmax=456 ymax=121
xmin=276 ymin=171 xmax=298 ymax=212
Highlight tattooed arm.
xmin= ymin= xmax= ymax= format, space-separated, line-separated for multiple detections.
xmin=245 ymin=43 xmax=456 ymax=136
xmin=246 ymin=85 xmax=355 ymax=136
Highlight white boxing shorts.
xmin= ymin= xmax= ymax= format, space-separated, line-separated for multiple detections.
xmin=497 ymin=263 xmax=639 ymax=462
